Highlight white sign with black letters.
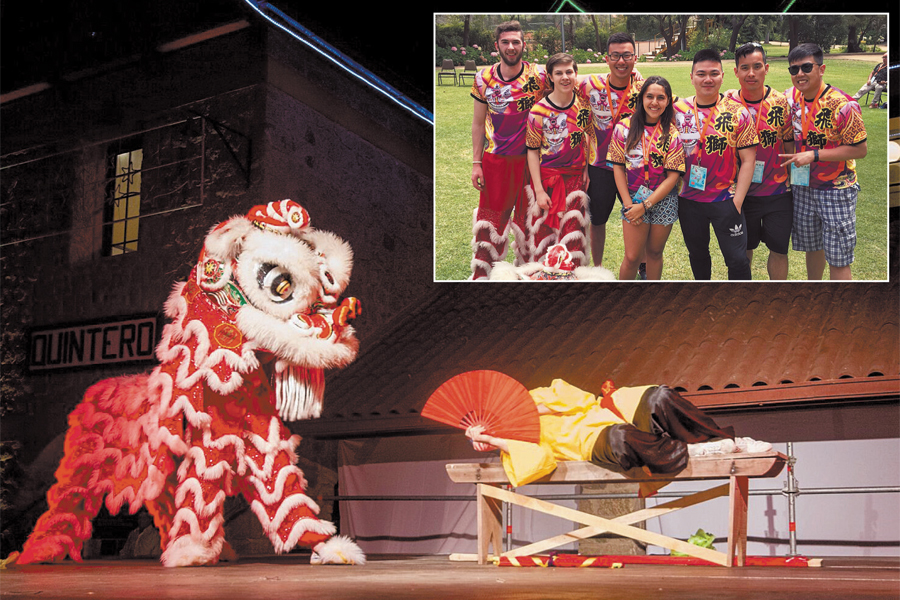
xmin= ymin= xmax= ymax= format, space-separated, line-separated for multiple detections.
xmin=29 ymin=316 xmax=158 ymax=371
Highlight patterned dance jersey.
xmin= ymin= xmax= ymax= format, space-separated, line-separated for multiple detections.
xmin=525 ymin=95 xmax=595 ymax=170
xmin=725 ymin=86 xmax=793 ymax=197
xmin=784 ymin=84 xmax=867 ymax=190
xmin=471 ymin=62 xmax=547 ymax=156
xmin=607 ymin=117 xmax=685 ymax=195
xmin=577 ymin=72 xmax=644 ymax=168
xmin=673 ymin=94 xmax=759 ymax=203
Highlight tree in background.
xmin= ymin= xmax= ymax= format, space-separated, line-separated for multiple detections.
xmin=590 ymin=15 xmax=602 ymax=53
xmin=725 ymin=15 xmax=750 ymax=53
xmin=845 ymin=15 xmax=885 ymax=53
xmin=783 ymin=15 xmax=847 ymax=52
xmin=626 ymin=15 xmax=692 ymax=58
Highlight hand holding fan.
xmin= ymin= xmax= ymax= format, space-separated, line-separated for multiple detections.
xmin=421 ymin=370 xmax=541 ymax=448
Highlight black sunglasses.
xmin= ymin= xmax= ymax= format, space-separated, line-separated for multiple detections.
xmin=788 ymin=62 xmax=818 ymax=76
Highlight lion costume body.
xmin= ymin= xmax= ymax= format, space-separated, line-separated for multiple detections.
xmin=13 ymin=200 xmax=365 ymax=567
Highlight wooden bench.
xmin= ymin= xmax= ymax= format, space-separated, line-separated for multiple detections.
xmin=446 ymin=451 xmax=787 ymax=567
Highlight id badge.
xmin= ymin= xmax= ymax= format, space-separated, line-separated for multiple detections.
xmin=791 ymin=163 xmax=810 ymax=187
xmin=688 ymin=164 xmax=707 ymax=191
xmin=752 ymin=160 xmax=765 ymax=184
xmin=632 ymin=185 xmax=652 ymax=203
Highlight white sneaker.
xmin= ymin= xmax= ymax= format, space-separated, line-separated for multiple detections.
xmin=688 ymin=438 xmax=736 ymax=457
xmin=735 ymin=437 xmax=772 ymax=453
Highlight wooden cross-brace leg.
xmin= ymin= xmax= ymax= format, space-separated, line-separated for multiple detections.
xmin=727 ymin=475 xmax=749 ymax=567
xmin=478 ymin=483 xmax=732 ymax=566
xmin=507 ymin=483 xmax=730 ymax=558
xmin=476 ymin=484 xmax=503 ymax=565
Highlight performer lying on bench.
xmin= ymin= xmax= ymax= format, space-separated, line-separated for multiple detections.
xmin=465 ymin=380 xmax=771 ymax=492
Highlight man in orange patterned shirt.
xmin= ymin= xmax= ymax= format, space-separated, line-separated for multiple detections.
xmin=778 ymin=43 xmax=868 ymax=280
xmin=577 ymin=33 xmax=644 ymax=268
xmin=727 ymin=43 xmax=795 ymax=280
xmin=673 ymin=49 xmax=759 ymax=280
xmin=470 ymin=21 xmax=547 ymax=279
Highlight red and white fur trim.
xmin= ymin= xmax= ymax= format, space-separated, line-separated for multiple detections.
xmin=510 ymin=214 xmax=531 ymax=266
xmin=523 ymin=185 xmax=590 ymax=266
xmin=470 ymin=208 xmax=511 ymax=280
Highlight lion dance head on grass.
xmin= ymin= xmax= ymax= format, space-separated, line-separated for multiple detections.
xmin=11 ymin=200 xmax=366 ymax=567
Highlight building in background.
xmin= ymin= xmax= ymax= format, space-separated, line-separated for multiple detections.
xmin=1 ymin=1 xmax=432 ymax=557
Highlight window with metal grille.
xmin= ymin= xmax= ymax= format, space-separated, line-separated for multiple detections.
xmin=104 ymin=146 xmax=143 ymax=255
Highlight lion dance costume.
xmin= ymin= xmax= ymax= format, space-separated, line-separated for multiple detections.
xmin=12 ymin=200 xmax=366 ymax=567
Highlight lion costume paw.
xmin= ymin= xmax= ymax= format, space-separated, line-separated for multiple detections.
xmin=310 ymin=536 xmax=366 ymax=565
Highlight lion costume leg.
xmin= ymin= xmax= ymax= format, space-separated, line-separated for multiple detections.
xmin=239 ymin=413 xmax=364 ymax=564
xmin=160 ymin=407 xmax=235 ymax=567
xmin=523 ymin=184 xmax=552 ymax=264
xmin=17 ymin=375 xmax=175 ymax=564
xmin=557 ymin=190 xmax=590 ymax=267
xmin=241 ymin=414 xmax=333 ymax=551
xmin=524 ymin=179 xmax=590 ymax=267
xmin=470 ymin=207 xmax=511 ymax=280
xmin=161 ymin=396 xmax=364 ymax=566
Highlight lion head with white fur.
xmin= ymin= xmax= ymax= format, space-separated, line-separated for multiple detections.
xmin=162 ymin=199 xmax=359 ymax=422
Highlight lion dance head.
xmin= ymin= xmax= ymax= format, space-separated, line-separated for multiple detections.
xmin=165 ymin=199 xmax=360 ymax=422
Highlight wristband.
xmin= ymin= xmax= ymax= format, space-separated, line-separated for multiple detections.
xmin=473 ymin=160 xmax=482 ymax=164
xmin=813 ymin=148 xmax=819 ymax=163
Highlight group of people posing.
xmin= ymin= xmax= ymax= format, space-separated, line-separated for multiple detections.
xmin=469 ymin=22 xmax=869 ymax=281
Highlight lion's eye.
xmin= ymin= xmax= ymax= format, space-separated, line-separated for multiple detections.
xmin=257 ymin=264 xmax=293 ymax=303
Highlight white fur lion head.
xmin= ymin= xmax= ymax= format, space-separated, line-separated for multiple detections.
xmin=170 ymin=199 xmax=359 ymax=421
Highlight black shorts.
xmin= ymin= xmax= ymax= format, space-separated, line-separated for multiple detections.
xmin=743 ymin=191 xmax=794 ymax=254
xmin=586 ymin=164 xmax=620 ymax=226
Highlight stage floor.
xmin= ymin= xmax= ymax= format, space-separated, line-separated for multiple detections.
xmin=2 ymin=555 xmax=898 ymax=599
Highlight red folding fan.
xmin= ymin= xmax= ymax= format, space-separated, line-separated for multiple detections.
xmin=421 ymin=370 xmax=540 ymax=443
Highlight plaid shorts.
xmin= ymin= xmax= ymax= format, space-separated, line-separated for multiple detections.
xmin=791 ymin=184 xmax=858 ymax=267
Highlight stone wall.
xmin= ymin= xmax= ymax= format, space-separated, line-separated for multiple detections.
xmin=577 ymin=483 xmax=647 ymax=556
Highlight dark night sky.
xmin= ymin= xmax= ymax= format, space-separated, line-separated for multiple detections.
xmin=0 ymin=0 xmax=432 ymax=109
xmin=1 ymin=3 xmax=895 ymax=113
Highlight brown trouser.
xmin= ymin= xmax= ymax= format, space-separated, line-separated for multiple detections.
xmin=591 ymin=385 xmax=735 ymax=474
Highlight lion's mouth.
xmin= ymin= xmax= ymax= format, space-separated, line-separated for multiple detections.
xmin=274 ymin=363 xmax=324 ymax=421
xmin=289 ymin=296 xmax=361 ymax=341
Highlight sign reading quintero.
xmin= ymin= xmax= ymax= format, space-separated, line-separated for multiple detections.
xmin=29 ymin=316 xmax=159 ymax=371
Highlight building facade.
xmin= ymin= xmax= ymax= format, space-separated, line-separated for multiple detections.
xmin=1 ymin=17 xmax=432 ymax=473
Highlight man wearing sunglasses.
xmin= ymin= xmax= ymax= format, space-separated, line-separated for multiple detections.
xmin=778 ymin=43 xmax=868 ymax=281
xmin=726 ymin=43 xmax=795 ymax=280
xmin=577 ymin=33 xmax=644 ymax=269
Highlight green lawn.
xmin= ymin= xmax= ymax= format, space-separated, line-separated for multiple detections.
xmin=435 ymin=57 xmax=888 ymax=281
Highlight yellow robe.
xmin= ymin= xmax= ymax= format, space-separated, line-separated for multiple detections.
xmin=501 ymin=379 xmax=654 ymax=487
